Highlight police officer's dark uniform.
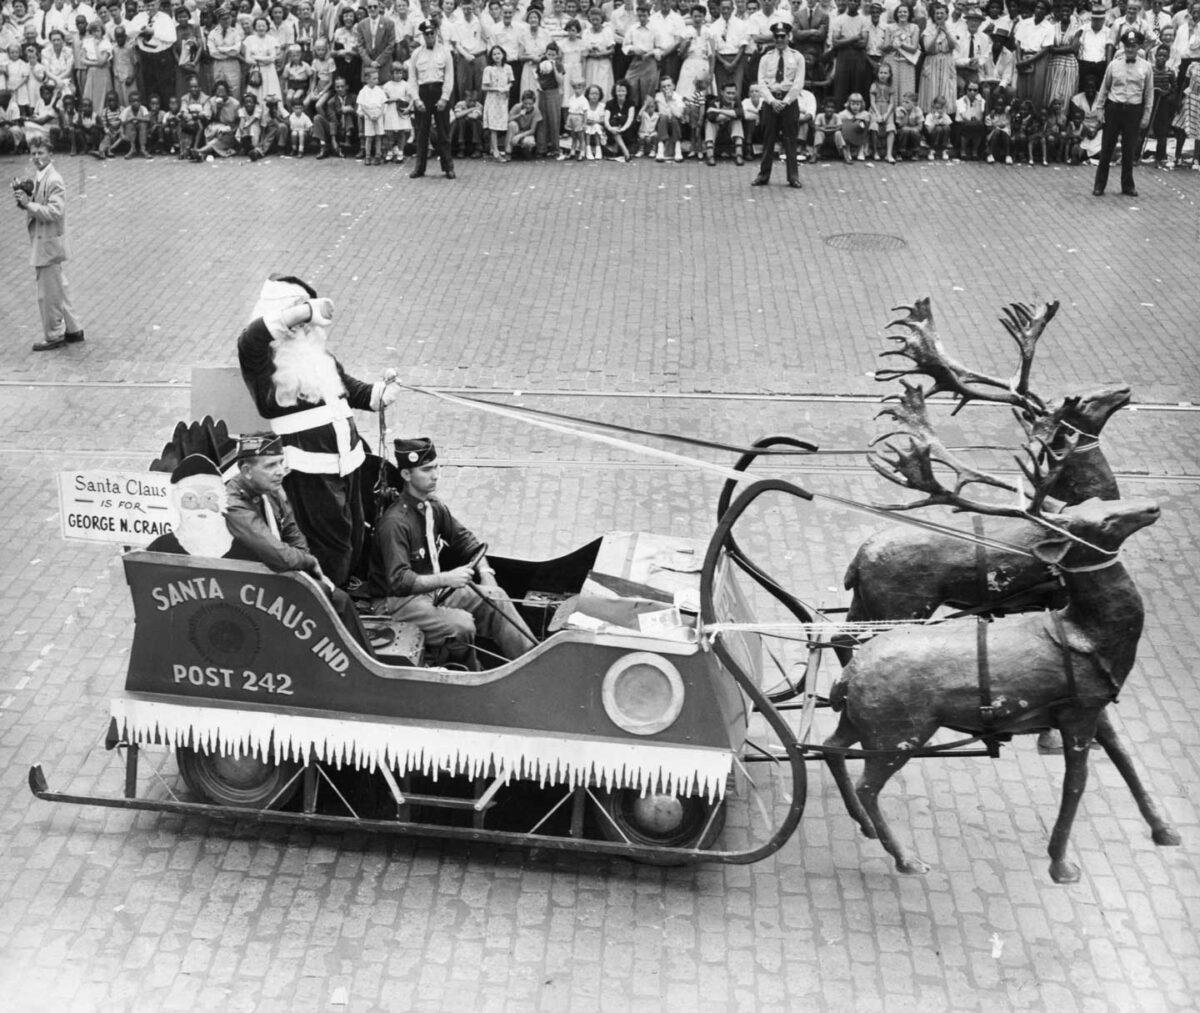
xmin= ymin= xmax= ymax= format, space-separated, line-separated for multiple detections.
xmin=1093 ymin=28 xmax=1153 ymax=198
xmin=751 ymin=23 xmax=806 ymax=188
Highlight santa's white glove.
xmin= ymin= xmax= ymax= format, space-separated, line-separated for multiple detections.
xmin=308 ymin=298 xmax=335 ymax=327
xmin=371 ymin=381 xmax=401 ymax=411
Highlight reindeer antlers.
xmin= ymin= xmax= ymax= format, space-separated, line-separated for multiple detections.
xmin=876 ymin=297 xmax=1056 ymax=416
xmin=869 ymin=383 xmax=1079 ymax=518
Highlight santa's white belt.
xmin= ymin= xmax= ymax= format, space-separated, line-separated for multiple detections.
xmin=284 ymin=441 xmax=365 ymax=476
xmin=269 ymin=399 xmax=354 ymax=436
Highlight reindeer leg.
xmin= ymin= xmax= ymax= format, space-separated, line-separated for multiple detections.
xmin=856 ymin=749 xmax=930 ymax=875
xmin=1048 ymin=713 xmax=1098 ymax=884
xmin=1094 ymin=710 xmax=1181 ymax=846
xmin=823 ymin=714 xmax=877 ymax=838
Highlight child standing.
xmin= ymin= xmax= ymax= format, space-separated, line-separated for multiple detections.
xmin=565 ymin=79 xmax=589 ymax=159
xmin=1042 ymin=98 xmax=1065 ymax=163
xmin=924 ymin=95 xmax=952 ymax=160
xmin=636 ymin=92 xmax=658 ymax=158
xmin=869 ymin=62 xmax=896 ymax=163
xmin=1145 ymin=46 xmax=1175 ymax=167
xmin=482 ymin=45 xmax=514 ymax=161
xmin=307 ymin=39 xmax=336 ymax=117
xmin=535 ymin=42 xmax=563 ymax=158
xmin=356 ymin=64 xmax=386 ymax=164
xmin=288 ymin=99 xmax=313 ymax=155
xmin=382 ymin=63 xmax=414 ymax=163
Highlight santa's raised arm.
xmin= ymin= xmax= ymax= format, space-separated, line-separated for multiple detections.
xmin=237 ymin=274 xmax=399 ymax=588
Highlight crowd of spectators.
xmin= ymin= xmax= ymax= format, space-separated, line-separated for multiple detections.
xmin=1 ymin=0 xmax=1197 ymax=167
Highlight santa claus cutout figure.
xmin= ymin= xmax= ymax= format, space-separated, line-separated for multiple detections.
xmin=146 ymin=454 xmax=237 ymax=557
xmin=237 ymin=275 xmax=399 ymax=587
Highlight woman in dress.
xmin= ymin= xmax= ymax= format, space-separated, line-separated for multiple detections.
xmin=1044 ymin=2 xmax=1079 ymax=110
xmin=243 ymin=17 xmax=282 ymax=104
xmin=559 ymin=17 xmax=586 ymax=94
xmin=676 ymin=4 xmax=714 ymax=101
xmin=582 ymin=7 xmax=614 ymax=101
xmin=603 ymin=76 xmax=637 ymax=159
xmin=1013 ymin=0 xmax=1053 ymax=107
xmin=520 ymin=8 xmax=552 ymax=98
xmin=883 ymin=3 xmax=919 ymax=103
xmin=294 ymin=1 xmax=318 ymax=61
xmin=175 ymin=6 xmax=204 ymax=99
xmin=42 ymin=29 xmax=75 ymax=98
xmin=79 ymin=22 xmax=113 ymax=117
xmin=268 ymin=2 xmax=297 ymax=68
xmin=208 ymin=6 xmax=245 ymax=98
xmin=331 ymin=7 xmax=361 ymax=92
xmin=1171 ymin=58 xmax=1200 ymax=167
xmin=917 ymin=3 xmax=956 ymax=116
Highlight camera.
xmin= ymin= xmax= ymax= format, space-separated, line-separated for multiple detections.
xmin=11 ymin=176 xmax=33 ymax=205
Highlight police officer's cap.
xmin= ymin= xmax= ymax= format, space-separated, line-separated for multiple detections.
xmin=770 ymin=21 xmax=790 ymax=36
xmin=394 ymin=437 xmax=438 ymax=468
xmin=1120 ymin=27 xmax=1143 ymax=45
xmin=234 ymin=433 xmax=285 ymax=463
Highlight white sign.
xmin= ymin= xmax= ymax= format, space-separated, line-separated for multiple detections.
xmin=58 ymin=471 xmax=174 ymax=545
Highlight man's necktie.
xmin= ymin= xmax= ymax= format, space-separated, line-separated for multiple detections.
xmin=423 ymin=503 xmax=441 ymax=574
xmin=969 ymin=34 xmax=975 ymax=58
xmin=262 ymin=496 xmax=280 ymax=540
xmin=776 ymin=52 xmax=785 ymax=82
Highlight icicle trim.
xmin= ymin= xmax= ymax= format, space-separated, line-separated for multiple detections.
xmin=110 ymin=698 xmax=733 ymax=802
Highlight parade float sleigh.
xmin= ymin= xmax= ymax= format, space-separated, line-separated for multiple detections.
xmin=29 ymin=299 xmax=1181 ymax=878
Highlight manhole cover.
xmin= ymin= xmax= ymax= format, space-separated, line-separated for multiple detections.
xmin=824 ymin=233 xmax=908 ymax=252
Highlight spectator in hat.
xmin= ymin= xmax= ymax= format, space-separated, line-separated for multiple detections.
xmin=955 ymin=7 xmax=994 ymax=93
xmin=1078 ymin=4 xmax=1110 ymax=90
xmin=1093 ymin=26 xmax=1152 ymax=195
xmin=365 ymin=437 xmax=538 ymax=668
xmin=225 ymin=433 xmax=373 ymax=651
xmin=751 ymin=21 xmax=805 ymax=186
xmin=237 ymin=276 xmax=400 ymax=587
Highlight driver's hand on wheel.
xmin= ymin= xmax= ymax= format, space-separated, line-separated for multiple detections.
xmin=441 ymin=565 xmax=473 ymax=589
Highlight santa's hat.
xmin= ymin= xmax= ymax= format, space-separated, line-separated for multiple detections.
xmin=250 ymin=274 xmax=317 ymax=322
xmin=171 ymin=454 xmax=222 ymax=484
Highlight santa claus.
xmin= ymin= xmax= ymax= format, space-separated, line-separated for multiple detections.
xmin=238 ymin=275 xmax=399 ymax=587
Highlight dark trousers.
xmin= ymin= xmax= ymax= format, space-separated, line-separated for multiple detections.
xmin=1093 ymin=99 xmax=1141 ymax=194
xmin=454 ymin=52 xmax=485 ymax=103
xmin=758 ymin=99 xmax=799 ymax=181
xmin=413 ymin=82 xmax=453 ymax=174
xmin=139 ymin=48 xmax=178 ymax=107
xmin=284 ymin=469 xmax=363 ymax=589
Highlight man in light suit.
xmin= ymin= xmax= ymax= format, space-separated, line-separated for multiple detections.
xmin=13 ymin=136 xmax=85 ymax=352
xmin=356 ymin=1 xmax=397 ymax=85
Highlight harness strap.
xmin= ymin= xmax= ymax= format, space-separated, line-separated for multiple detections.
xmin=1052 ymin=610 xmax=1078 ymax=702
xmin=973 ymin=516 xmax=989 ymax=603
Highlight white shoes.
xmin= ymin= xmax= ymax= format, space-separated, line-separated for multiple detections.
xmin=987 ymin=153 xmax=995 ymax=163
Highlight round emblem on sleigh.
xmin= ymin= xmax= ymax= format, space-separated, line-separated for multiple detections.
xmin=189 ymin=603 xmax=262 ymax=665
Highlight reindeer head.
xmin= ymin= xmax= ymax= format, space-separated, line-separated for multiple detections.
xmin=1054 ymin=384 xmax=1132 ymax=441
xmin=1032 ymin=497 xmax=1160 ymax=569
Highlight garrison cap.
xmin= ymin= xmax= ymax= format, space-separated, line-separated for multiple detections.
xmin=234 ymin=433 xmax=285 ymax=462
xmin=171 ymin=454 xmax=222 ymax=484
xmin=394 ymin=437 xmax=438 ymax=468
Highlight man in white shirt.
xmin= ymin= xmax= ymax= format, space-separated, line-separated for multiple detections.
xmin=708 ymin=0 xmax=751 ymax=96
xmin=450 ymin=0 xmax=488 ymax=98
xmin=135 ymin=0 xmax=177 ymax=107
xmin=622 ymin=3 xmax=669 ymax=106
xmin=649 ymin=0 xmax=685 ymax=86
xmin=955 ymin=78 xmax=986 ymax=157
xmin=1077 ymin=4 xmax=1110 ymax=86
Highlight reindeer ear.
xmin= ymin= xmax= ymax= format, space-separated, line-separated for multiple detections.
xmin=1031 ymin=538 xmax=1072 ymax=566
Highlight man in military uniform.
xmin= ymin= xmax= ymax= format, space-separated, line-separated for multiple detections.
xmin=365 ymin=438 xmax=536 ymax=667
xmin=751 ymin=22 xmax=805 ymax=188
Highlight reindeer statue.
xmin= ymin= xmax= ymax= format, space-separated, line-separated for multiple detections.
xmin=843 ymin=298 xmax=1131 ymax=638
xmin=823 ymin=400 xmax=1178 ymax=884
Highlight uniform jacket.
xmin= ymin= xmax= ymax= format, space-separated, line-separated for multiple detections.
xmin=365 ymin=489 xmax=483 ymax=598
xmin=225 ymin=472 xmax=321 ymax=576
xmin=25 ymin=163 xmax=69 ymax=268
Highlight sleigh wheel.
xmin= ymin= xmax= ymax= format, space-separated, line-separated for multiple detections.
xmin=594 ymin=788 xmax=726 ymax=863
xmin=176 ymin=746 xmax=301 ymax=809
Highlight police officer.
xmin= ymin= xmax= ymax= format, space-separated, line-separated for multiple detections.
xmin=409 ymin=20 xmax=456 ymax=179
xmin=751 ymin=22 xmax=806 ymax=189
xmin=1092 ymin=28 xmax=1153 ymax=198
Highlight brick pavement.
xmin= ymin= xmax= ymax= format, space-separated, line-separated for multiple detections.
xmin=0 ymin=153 xmax=1196 ymax=402
xmin=0 ymin=149 xmax=1197 ymax=1012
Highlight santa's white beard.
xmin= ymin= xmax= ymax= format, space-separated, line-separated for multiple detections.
xmin=175 ymin=510 xmax=234 ymax=557
xmin=271 ymin=325 xmax=346 ymax=407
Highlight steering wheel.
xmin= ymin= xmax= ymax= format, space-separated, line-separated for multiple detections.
xmin=431 ymin=542 xmax=489 ymax=606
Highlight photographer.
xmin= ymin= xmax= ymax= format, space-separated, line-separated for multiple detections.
xmin=12 ymin=136 xmax=85 ymax=352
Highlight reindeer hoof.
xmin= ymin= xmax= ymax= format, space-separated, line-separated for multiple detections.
xmin=1049 ymin=859 xmax=1080 ymax=884
xmin=895 ymin=856 xmax=930 ymax=876
xmin=1152 ymin=826 xmax=1182 ymax=847
xmin=1036 ymin=729 xmax=1062 ymax=753
xmin=858 ymin=821 xmax=879 ymax=840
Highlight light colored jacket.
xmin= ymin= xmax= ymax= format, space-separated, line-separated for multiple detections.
xmin=26 ymin=163 xmax=69 ymax=269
